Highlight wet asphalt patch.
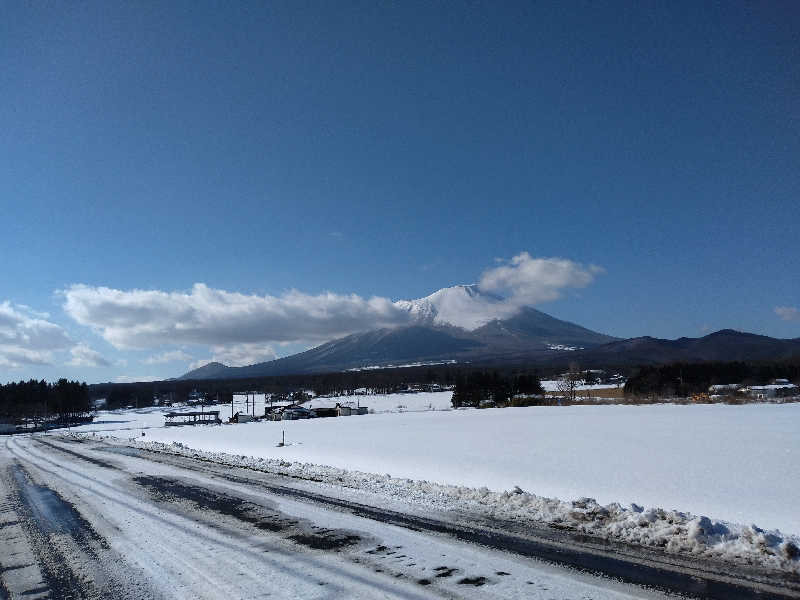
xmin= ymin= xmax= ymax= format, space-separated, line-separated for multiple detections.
xmin=133 ymin=475 xmax=369 ymax=553
xmin=287 ymin=530 xmax=362 ymax=550
xmin=11 ymin=464 xmax=104 ymax=545
xmin=457 ymin=576 xmax=488 ymax=586
xmin=8 ymin=463 xmax=111 ymax=599
xmin=93 ymin=445 xmax=143 ymax=457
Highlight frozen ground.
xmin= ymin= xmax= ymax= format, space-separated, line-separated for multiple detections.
xmin=69 ymin=398 xmax=800 ymax=569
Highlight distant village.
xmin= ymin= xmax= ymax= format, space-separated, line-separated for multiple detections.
xmin=161 ymin=383 xmax=454 ymax=426
xmin=707 ymin=379 xmax=798 ymax=400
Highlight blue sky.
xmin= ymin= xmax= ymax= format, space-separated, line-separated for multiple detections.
xmin=1 ymin=1 xmax=798 ymax=383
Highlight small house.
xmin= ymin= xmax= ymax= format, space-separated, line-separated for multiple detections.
xmin=165 ymin=411 xmax=221 ymax=426
xmin=743 ymin=384 xmax=798 ymax=399
xmin=708 ymin=384 xmax=741 ymax=394
xmin=310 ymin=407 xmax=338 ymax=418
xmin=282 ymin=407 xmax=312 ymax=420
xmin=231 ymin=412 xmax=256 ymax=423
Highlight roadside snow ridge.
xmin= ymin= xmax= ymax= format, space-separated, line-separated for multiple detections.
xmin=86 ymin=434 xmax=800 ymax=575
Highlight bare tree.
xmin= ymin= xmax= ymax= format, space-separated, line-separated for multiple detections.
xmin=556 ymin=362 xmax=582 ymax=403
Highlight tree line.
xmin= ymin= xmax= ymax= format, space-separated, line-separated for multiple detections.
xmin=90 ymin=365 xmax=468 ymax=410
xmin=0 ymin=379 xmax=90 ymax=422
xmin=451 ymin=371 xmax=544 ymax=408
xmin=624 ymin=361 xmax=800 ymax=397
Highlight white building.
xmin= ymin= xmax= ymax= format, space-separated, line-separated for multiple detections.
xmin=708 ymin=384 xmax=741 ymax=394
xmin=743 ymin=384 xmax=798 ymax=399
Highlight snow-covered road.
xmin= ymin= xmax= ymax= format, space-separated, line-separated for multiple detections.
xmin=0 ymin=434 xmax=702 ymax=600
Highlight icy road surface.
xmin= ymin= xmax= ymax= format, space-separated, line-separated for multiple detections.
xmin=0 ymin=434 xmax=695 ymax=600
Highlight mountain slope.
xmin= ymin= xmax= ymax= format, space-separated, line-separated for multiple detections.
xmin=180 ymin=326 xmax=484 ymax=379
xmin=179 ymin=362 xmax=229 ymax=379
xmin=472 ymin=306 xmax=617 ymax=348
xmin=567 ymin=329 xmax=800 ymax=365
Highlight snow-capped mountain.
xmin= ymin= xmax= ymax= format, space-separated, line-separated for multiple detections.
xmin=175 ymin=284 xmax=800 ymax=379
xmin=179 ymin=284 xmax=620 ymax=379
xmin=394 ymin=284 xmax=518 ymax=330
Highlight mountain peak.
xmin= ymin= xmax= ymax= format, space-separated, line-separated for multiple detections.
xmin=180 ymin=361 xmax=229 ymax=380
xmin=428 ymin=283 xmax=480 ymax=297
xmin=395 ymin=284 xmax=513 ymax=330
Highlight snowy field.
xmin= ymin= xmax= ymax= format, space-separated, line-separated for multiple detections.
xmin=70 ymin=396 xmax=800 ymax=539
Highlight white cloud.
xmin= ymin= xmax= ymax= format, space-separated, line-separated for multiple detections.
xmin=15 ymin=304 xmax=51 ymax=319
xmin=0 ymin=301 xmax=73 ymax=367
xmin=143 ymin=349 xmax=194 ymax=365
xmin=209 ymin=343 xmax=276 ymax=367
xmin=62 ymin=283 xmax=412 ymax=350
xmin=67 ymin=342 xmax=112 ymax=367
xmin=187 ymin=358 xmax=210 ymax=371
xmin=0 ymin=347 xmax=53 ymax=368
xmin=188 ymin=343 xmax=277 ymax=371
xmin=113 ymin=375 xmax=161 ymax=383
xmin=479 ymin=253 xmax=603 ymax=307
xmin=775 ymin=306 xmax=799 ymax=322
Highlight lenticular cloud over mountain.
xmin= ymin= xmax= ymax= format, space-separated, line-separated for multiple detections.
xmin=61 ymin=254 xmax=604 ymax=350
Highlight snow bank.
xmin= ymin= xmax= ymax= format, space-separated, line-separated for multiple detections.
xmin=72 ymin=433 xmax=800 ymax=574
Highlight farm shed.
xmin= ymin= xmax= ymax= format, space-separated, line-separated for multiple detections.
xmin=165 ymin=411 xmax=221 ymax=426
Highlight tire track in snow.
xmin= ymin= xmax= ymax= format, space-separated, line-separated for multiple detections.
xmin=5 ymin=436 xmax=443 ymax=600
